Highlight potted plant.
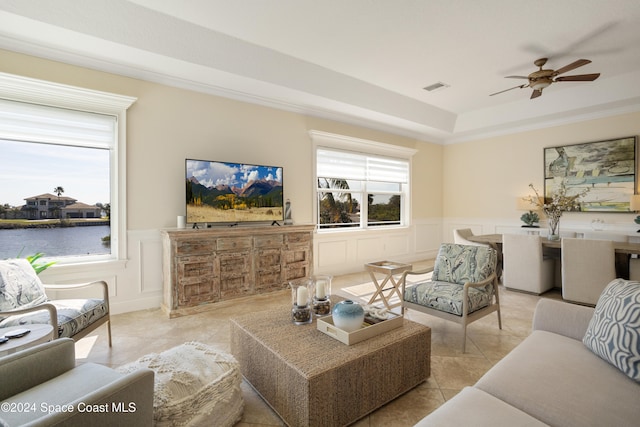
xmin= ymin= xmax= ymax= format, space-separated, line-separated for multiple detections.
xmin=520 ymin=210 xmax=540 ymax=228
xmin=14 ymin=251 xmax=56 ymax=274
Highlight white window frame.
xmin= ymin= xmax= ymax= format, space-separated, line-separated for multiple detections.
xmin=310 ymin=130 xmax=416 ymax=232
xmin=0 ymin=72 xmax=136 ymax=265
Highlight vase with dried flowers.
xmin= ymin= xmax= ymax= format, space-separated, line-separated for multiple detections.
xmin=524 ymin=180 xmax=589 ymax=241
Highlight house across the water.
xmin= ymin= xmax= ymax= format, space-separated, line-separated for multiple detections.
xmin=22 ymin=193 xmax=102 ymax=219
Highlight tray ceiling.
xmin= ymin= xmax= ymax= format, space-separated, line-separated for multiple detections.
xmin=0 ymin=0 xmax=639 ymax=143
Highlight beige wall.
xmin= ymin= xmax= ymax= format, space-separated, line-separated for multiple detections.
xmin=412 ymin=140 xmax=444 ymax=218
xmin=0 ymin=48 xmax=444 ymax=311
xmin=4 ymin=47 xmax=637 ymax=312
xmin=443 ymin=112 xmax=640 ymax=228
xmin=0 ymin=49 xmax=442 ymax=229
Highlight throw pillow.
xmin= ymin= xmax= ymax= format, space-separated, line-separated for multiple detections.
xmin=583 ymin=278 xmax=640 ymax=382
xmin=0 ymin=259 xmax=48 ymax=315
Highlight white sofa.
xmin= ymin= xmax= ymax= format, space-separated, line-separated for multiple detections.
xmin=417 ymin=285 xmax=640 ymax=427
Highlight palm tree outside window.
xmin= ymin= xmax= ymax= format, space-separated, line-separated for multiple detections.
xmin=53 ymin=186 xmax=64 ymax=219
xmin=316 ymin=148 xmax=409 ymax=230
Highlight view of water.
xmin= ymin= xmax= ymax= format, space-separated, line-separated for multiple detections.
xmin=0 ymin=225 xmax=111 ymax=259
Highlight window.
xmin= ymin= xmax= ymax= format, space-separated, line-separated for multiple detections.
xmin=0 ymin=73 xmax=135 ymax=263
xmin=312 ymin=131 xmax=414 ymax=231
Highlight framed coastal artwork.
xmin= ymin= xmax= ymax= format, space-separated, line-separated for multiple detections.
xmin=544 ymin=136 xmax=637 ymax=212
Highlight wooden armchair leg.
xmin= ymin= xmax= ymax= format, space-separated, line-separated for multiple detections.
xmin=107 ymin=319 xmax=112 ymax=347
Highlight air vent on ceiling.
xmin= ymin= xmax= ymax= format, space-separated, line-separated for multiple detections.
xmin=423 ymin=82 xmax=450 ymax=92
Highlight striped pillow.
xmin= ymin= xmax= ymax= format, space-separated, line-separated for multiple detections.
xmin=583 ymin=279 xmax=640 ymax=382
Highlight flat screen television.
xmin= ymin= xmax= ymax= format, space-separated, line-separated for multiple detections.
xmin=185 ymin=158 xmax=284 ymax=225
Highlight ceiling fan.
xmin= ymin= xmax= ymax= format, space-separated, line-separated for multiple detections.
xmin=490 ymin=58 xmax=600 ymax=99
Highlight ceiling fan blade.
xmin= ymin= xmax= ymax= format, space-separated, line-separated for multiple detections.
xmin=500 ymin=22 xmax=616 ymax=75
xmin=490 ymin=84 xmax=528 ymax=96
xmin=505 ymin=75 xmax=528 ymax=79
xmin=555 ymin=73 xmax=600 ymax=82
xmin=530 ymin=90 xmax=542 ymax=99
xmin=554 ymin=59 xmax=591 ymax=75
xmin=561 ymin=22 xmax=618 ymax=56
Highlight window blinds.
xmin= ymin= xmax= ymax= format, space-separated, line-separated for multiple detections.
xmin=317 ymin=148 xmax=409 ymax=183
xmin=0 ymin=99 xmax=116 ymax=148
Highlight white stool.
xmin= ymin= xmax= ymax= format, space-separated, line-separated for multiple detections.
xmin=118 ymin=341 xmax=243 ymax=427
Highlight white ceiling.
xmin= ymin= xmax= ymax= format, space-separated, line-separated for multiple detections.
xmin=1 ymin=0 xmax=640 ymax=144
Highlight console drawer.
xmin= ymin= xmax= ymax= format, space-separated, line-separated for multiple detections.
xmin=217 ymin=237 xmax=252 ymax=251
xmin=255 ymin=234 xmax=284 ymax=248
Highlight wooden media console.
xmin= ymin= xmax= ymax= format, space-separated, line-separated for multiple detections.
xmin=162 ymin=224 xmax=314 ymax=317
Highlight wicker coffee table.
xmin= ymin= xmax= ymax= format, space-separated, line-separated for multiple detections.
xmin=230 ymin=299 xmax=430 ymax=427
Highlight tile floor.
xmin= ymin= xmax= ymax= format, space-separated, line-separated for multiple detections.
xmin=77 ymin=259 xmax=560 ymax=426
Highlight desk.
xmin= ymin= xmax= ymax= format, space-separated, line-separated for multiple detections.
xmin=0 ymin=324 xmax=54 ymax=357
xmin=467 ymin=234 xmax=640 ymax=279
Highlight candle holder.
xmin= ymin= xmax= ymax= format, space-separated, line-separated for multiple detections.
xmin=290 ymin=278 xmax=314 ymax=325
xmin=311 ymin=275 xmax=333 ymax=317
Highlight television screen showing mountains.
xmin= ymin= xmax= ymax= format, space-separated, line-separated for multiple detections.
xmin=185 ymin=159 xmax=284 ymax=224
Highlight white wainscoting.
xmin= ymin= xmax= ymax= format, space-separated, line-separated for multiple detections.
xmin=37 ymin=217 xmax=640 ymax=315
xmin=444 ymin=217 xmax=640 ymax=242
xmin=40 ymin=229 xmax=164 ymax=315
xmin=113 ymin=229 xmax=164 ymax=314
xmin=314 ymin=219 xmax=442 ymax=276
xmin=42 ymin=223 xmax=447 ymax=315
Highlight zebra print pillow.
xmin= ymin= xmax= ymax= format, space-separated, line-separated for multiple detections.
xmin=583 ymin=279 xmax=640 ymax=382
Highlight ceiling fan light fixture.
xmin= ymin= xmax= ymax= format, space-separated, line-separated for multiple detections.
xmin=493 ymin=58 xmax=598 ymax=100
xmin=530 ymin=78 xmax=552 ymax=91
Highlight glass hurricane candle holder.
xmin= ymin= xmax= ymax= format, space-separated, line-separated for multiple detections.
xmin=290 ymin=278 xmax=314 ymax=325
xmin=311 ymin=275 xmax=332 ymax=317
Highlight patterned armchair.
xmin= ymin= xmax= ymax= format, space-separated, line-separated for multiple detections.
xmin=0 ymin=259 xmax=111 ymax=346
xmin=402 ymin=243 xmax=501 ymax=352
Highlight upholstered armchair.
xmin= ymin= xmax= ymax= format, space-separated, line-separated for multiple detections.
xmin=0 ymin=259 xmax=112 ymax=346
xmin=402 ymin=243 xmax=501 ymax=352
xmin=453 ymin=228 xmax=502 ymax=280
xmin=452 ymin=228 xmax=488 ymax=247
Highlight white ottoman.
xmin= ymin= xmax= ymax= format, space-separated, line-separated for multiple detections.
xmin=118 ymin=341 xmax=243 ymax=427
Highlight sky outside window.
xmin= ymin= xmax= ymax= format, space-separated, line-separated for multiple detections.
xmin=0 ymin=139 xmax=110 ymax=207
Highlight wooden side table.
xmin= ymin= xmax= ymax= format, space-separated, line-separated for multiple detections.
xmin=365 ymin=261 xmax=413 ymax=309
xmin=0 ymin=324 xmax=54 ymax=357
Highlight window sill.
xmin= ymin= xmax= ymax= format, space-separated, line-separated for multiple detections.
xmin=316 ymin=225 xmax=410 ymax=235
xmin=44 ymin=257 xmax=127 ymax=274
